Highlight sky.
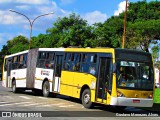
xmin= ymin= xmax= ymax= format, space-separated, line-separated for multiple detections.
xmin=0 ymin=0 xmax=156 ymax=50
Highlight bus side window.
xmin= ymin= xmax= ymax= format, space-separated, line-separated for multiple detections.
xmin=63 ymin=53 xmax=70 ymax=70
xmin=37 ymin=52 xmax=46 ymax=68
xmin=38 ymin=52 xmax=55 ymax=69
xmin=23 ymin=54 xmax=27 ymax=67
xmin=81 ymin=54 xmax=89 ymax=73
xmin=19 ymin=54 xmax=24 ymax=68
xmin=4 ymin=59 xmax=8 ymax=71
xmin=12 ymin=56 xmax=18 ymax=69
xmin=47 ymin=52 xmax=55 ymax=68
xmin=82 ymin=54 xmax=88 ymax=62
xmin=89 ymin=54 xmax=97 ymax=75
xmin=73 ymin=53 xmax=81 ymax=71
xmin=93 ymin=54 xmax=97 ymax=63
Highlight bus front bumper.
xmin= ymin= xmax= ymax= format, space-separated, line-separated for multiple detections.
xmin=110 ymin=97 xmax=153 ymax=107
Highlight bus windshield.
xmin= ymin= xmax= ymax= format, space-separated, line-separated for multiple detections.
xmin=117 ymin=60 xmax=154 ymax=90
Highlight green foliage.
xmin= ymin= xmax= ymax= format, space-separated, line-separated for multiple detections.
xmin=94 ymin=16 xmax=123 ymax=48
xmin=154 ymin=88 xmax=160 ymax=103
xmin=31 ymin=34 xmax=54 ymax=48
xmin=0 ymin=45 xmax=10 ymax=71
xmin=7 ymin=35 xmax=29 ymax=54
xmin=126 ymin=19 xmax=160 ymax=51
xmin=151 ymin=45 xmax=160 ymax=61
xmin=47 ymin=13 xmax=94 ymax=48
xmin=125 ymin=0 xmax=160 ymax=22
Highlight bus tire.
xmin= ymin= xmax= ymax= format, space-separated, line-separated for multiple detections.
xmin=82 ymin=89 xmax=93 ymax=109
xmin=42 ymin=81 xmax=50 ymax=97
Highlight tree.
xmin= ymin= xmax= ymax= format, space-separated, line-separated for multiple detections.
xmin=0 ymin=45 xmax=10 ymax=72
xmin=31 ymin=34 xmax=54 ymax=48
xmin=126 ymin=19 xmax=160 ymax=51
xmin=93 ymin=16 xmax=123 ymax=48
xmin=0 ymin=36 xmax=29 ymax=71
xmin=47 ymin=13 xmax=94 ymax=48
xmin=7 ymin=35 xmax=29 ymax=54
xmin=151 ymin=45 xmax=160 ymax=62
xmin=125 ymin=1 xmax=160 ymax=52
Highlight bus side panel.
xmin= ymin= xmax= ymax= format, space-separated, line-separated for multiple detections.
xmin=35 ymin=68 xmax=54 ymax=91
xmin=73 ymin=73 xmax=96 ymax=102
xmin=11 ymin=69 xmax=27 ymax=88
xmin=2 ymin=71 xmax=7 ymax=87
xmin=60 ymin=71 xmax=74 ymax=96
xmin=72 ymin=72 xmax=85 ymax=98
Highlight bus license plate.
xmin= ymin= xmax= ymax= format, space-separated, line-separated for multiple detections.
xmin=133 ymin=100 xmax=140 ymax=103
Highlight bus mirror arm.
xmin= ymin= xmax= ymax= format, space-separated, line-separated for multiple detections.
xmin=112 ymin=63 xmax=116 ymax=73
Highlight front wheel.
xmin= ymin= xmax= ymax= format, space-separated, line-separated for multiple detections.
xmin=81 ymin=89 xmax=93 ymax=109
xmin=42 ymin=81 xmax=50 ymax=97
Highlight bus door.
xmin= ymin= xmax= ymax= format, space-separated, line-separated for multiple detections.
xmin=52 ymin=53 xmax=64 ymax=93
xmin=96 ymin=54 xmax=112 ymax=103
xmin=6 ymin=59 xmax=12 ymax=87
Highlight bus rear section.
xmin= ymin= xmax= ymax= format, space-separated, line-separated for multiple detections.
xmin=2 ymin=50 xmax=28 ymax=91
xmin=111 ymin=49 xmax=154 ymax=107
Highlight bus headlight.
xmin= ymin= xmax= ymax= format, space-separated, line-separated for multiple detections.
xmin=117 ymin=90 xmax=125 ymax=97
xmin=148 ymin=93 xmax=153 ymax=99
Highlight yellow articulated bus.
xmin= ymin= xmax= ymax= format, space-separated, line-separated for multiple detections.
xmin=2 ymin=48 xmax=154 ymax=109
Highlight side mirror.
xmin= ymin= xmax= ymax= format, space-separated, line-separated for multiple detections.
xmin=112 ymin=63 xmax=116 ymax=73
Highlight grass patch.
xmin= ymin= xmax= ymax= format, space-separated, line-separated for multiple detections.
xmin=154 ymin=88 xmax=160 ymax=103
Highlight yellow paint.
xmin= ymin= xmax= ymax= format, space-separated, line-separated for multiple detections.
xmin=60 ymin=71 xmax=74 ymax=96
xmin=111 ymin=74 xmax=117 ymax=98
xmin=96 ymin=98 xmax=107 ymax=104
xmin=111 ymin=49 xmax=117 ymax=98
xmin=60 ymin=71 xmax=97 ymax=101
xmin=107 ymin=93 xmax=111 ymax=105
xmin=2 ymin=56 xmax=6 ymax=81
xmin=118 ymin=88 xmax=153 ymax=98
xmin=65 ymin=48 xmax=115 ymax=53
xmin=90 ymin=89 xmax=96 ymax=102
xmin=14 ymin=78 xmax=26 ymax=80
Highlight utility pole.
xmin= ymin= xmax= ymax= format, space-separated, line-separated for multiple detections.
xmin=122 ymin=0 xmax=128 ymax=49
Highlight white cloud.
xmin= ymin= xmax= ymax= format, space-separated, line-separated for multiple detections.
xmin=15 ymin=0 xmax=48 ymax=4
xmin=36 ymin=6 xmax=54 ymax=15
xmin=0 ymin=0 xmax=71 ymax=50
xmin=0 ymin=10 xmax=28 ymax=25
xmin=15 ymin=5 xmax=30 ymax=10
xmin=83 ymin=11 xmax=108 ymax=25
xmin=0 ymin=1 xmax=70 ymax=25
xmin=0 ymin=0 xmax=48 ymax=4
xmin=114 ymin=1 xmax=126 ymax=16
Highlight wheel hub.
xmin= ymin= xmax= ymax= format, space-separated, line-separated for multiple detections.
xmin=84 ymin=94 xmax=90 ymax=104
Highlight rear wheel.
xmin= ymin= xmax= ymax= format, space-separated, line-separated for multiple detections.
xmin=81 ymin=89 xmax=93 ymax=109
xmin=42 ymin=81 xmax=50 ymax=97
